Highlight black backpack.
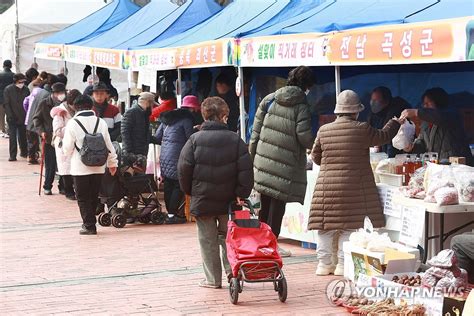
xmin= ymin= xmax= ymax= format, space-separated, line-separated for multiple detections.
xmin=74 ymin=118 xmax=108 ymax=167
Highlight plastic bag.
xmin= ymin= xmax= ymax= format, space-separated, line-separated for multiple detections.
xmin=452 ymin=164 xmax=474 ymax=202
xmin=392 ymin=121 xmax=416 ymax=150
xmin=427 ymin=249 xmax=457 ymax=268
xmin=249 ymin=189 xmax=261 ymax=209
xmin=434 ymin=186 xmax=459 ymax=206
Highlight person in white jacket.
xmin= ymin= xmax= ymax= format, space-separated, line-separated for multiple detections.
xmin=62 ymin=94 xmax=118 ymax=235
xmin=50 ymin=89 xmax=81 ymax=200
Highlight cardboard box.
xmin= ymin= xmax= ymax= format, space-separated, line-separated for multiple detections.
xmin=449 ymin=157 xmax=466 ymax=165
xmin=343 ymin=242 xmax=420 ymax=281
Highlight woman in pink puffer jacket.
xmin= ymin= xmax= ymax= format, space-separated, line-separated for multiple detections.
xmin=50 ymin=89 xmax=81 ymax=200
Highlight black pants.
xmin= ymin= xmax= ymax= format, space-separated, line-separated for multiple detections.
xmin=259 ymin=194 xmax=286 ymax=238
xmin=8 ymin=121 xmax=27 ymax=159
xmin=73 ymin=174 xmax=103 ymax=230
xmin=163 ymin=177 xmax=184 ymax=216
xmin=26 ymin=130 xmax=39 ymax=160
xmin=43 ymin=143 xmax=57 ymax=190
xmin=60 ymin=175 xmax=75 ymax=197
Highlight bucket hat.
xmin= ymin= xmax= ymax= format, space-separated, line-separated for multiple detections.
xmin=334 ymin=90 xmax=365 ymax=114
xmin=181 ymin=95 xmax=200 ymax=110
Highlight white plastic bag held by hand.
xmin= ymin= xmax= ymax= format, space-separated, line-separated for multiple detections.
xmin=392 ymin=121 xmax=416 ymax=150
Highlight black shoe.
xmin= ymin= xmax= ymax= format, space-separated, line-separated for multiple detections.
xmin=66 ymin=195 xmax=77 ymax=201
xmin=126 ymin=218 xmax=136 ymax=224
xmin=79 ymin=227 xmax=97 ymax=235
xmin=28 ymin=159 xmax=39 ymax=165
xmin=8 ymin=157 xmax=16 ymax=162
xmin=44 ymin=189 xmax=53 ymax=195
xmin=20 ymin=154 xmax=27 ymax=159
xmin=165 ymin=216 xmax=187 ymax=224
xmin=59 ymin=189 xmax=65 ymax=195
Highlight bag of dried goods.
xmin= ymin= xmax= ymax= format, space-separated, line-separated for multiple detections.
xmin=427 ymin=249 xmax=457 ymax=268
xmin=392 ymin=121 xmax=416 ymax=150
xmin=452 ymin=164 xmax=474 ymax=202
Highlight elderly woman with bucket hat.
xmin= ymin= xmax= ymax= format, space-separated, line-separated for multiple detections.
xmin=308 ymin=90 xmax=404 ymax=276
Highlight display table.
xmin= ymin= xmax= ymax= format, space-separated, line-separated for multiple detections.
xmin=279 ymin=170 xmax=474 ymax=262
xmin=378 ymin=183 xmax=474 ymax=262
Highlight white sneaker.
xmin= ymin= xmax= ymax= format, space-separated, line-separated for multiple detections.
xmin=316 ymin=263 xmax=335 ymax=276
xmin=334 ymin=263 xmax=344 ymax=276
xmin=277 ymin=246 xmax=292 ymax=258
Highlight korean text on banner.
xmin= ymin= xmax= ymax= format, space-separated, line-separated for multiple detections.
xmin=240 ymin=34 xmax=330 ymax=67
xmin=175 ymin=40 xmax=231 ymax=68
xmin=328 ymin=18 xmax=469 ymax=65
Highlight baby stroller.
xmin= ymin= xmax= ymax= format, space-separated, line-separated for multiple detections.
xmin=226 ymin=200 xmax=287 ymax=304
xmin=97 ymin=142 xmax=167 ymax=228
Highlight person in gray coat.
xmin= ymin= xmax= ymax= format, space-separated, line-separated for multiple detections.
xmin=249 ymin=66 xmax=315 ymax=257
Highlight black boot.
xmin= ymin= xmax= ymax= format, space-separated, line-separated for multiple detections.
xmin=79 ymin=226 xmax=97 ymax=235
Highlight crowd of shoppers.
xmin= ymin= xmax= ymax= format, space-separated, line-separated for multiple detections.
xmin=2 ymin=61 xmax=472 ymax=288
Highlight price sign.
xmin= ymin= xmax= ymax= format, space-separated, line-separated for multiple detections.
xmin=399 ymin=206 xmax=425 ymax=247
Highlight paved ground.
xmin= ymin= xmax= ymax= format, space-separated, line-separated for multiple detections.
xmin=0 ymin=138 xmax=347 ymax=315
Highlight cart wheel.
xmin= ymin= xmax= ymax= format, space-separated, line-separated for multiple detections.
xmin=112 ymin=214 xmax=126 ymax=228
xmin=98 ymin=213 xmax=111 ymax=227
xmin=277 ymin=278 xmax=287 ymax=303
xmin=150 ymin=211 xmax=166 ymax=225
xmin=229 ymin=278 xmax=239 ymax=304
xmin=138 ymin=213 xmax=151 ymax=224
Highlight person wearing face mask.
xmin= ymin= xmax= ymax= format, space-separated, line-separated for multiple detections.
xmin=401 ymin=87 xmax=473 ymax=166
xmin=249 ymin=66 xmax=315 ymax=258
xmin=367 ymin=86 xmax=409 ymax=157
xmin=50 ymin=89 xmax=81 ymax=200
xmin=121 ymin=92 xmax=156 ymax=170
xmin=3 ymin=73 xmax=30 ymax=161
xmin=33 ymin=82 xmax=67 ymax=195
xmin=154 ymin=95 xmax=197 ymax=224
xmin=308 ymin=90 xmax=404 ymax=276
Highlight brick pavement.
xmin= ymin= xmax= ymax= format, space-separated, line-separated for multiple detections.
xmin=0 ymin=138 xmax=348 ymax=315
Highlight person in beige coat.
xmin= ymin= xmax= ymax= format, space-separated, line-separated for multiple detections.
xmin=308 ymin=90 xmax=403 ymax=276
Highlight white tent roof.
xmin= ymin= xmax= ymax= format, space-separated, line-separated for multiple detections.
xmin=0 ymin=0 xmax=106 ymax=25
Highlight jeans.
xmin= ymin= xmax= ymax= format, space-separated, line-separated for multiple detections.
xmin=163 ymin=177 xmax=184 ymax=216
xmin=196 ymin=215 xmax=231 ymax=286
xmin=8 ymin=120 xmax=27 ymax=159
xmin=317 ymin=230 xmax=352 ymax=266
xmin=43 ymin=143 xmax=57 ymax=190
xmin=259 ymin=194 xmax=286 ymax=238
xmin=26 ymin=130 xmax=39 ymax=160
xmin=73 ymin=174 xmax=103 ymax=230
xmin=451 ymin=233 xmax=474 ymax=283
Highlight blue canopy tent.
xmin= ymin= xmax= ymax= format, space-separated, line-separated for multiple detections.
xmin=116 ymin=0 xmax=223 ymax=49
xmin=243 ymin=0 xmax=474 ymax=141
xmin=136 ymin=0 xmax=290 ymax=49
xmin=73 ymin=0 xmax=180 ymax=49
xmin=37 ymin=0 xmax=140 ymax=45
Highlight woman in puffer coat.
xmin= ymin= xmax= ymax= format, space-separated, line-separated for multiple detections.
xmin=308 ymin=90 xmax=403 ymax=276
xmin=249 ymin=66 xmax=315 ymax=257
xmin=50 ymin=89 xmax=81 ymax=200
xmin=155 ymin=106 xmax=195 ymax=224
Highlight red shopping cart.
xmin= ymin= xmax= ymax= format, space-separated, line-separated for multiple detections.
xmin=226 ymin=200 xmax=287 ymax=304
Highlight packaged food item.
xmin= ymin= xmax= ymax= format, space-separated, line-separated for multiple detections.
xmin=392 ymin=121 xmax=416 ymax=150
xmin=434 ymin=186 xmax=459 ymax=205
xmin=427 ymin=249 xmax=457 ymax=268
xmin=452 ymin=164 xmax=474 ymax=202
xmin=421 ymin=272 xmax=439 ymax=287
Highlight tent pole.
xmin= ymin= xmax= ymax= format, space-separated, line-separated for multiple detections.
xmin=14 ymin=0 xmax=20 ymax=71
xmin=237 ymin=66 xmax=246 ymax=142
xmin=335 ymin=65 xmax=341 ymax=97
xmin=127 ymin=67 xmax=132 ymax=110
xmin=177 ymin=68 xmax=182 ymax=108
